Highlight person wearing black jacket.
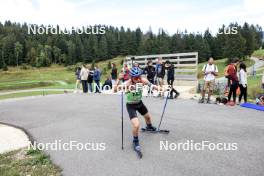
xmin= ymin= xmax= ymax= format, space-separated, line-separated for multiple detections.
xmin=165 ymin=60 xmax=180 ymax=99
xmin=111 ymin=63 xmax=118 ymax=86
xmin=144 ymin=60 xmax=156 ymax=84
xmin=87 ymin=68 xmax=94 ymax=93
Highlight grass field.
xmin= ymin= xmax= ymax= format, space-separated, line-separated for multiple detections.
xmin=252 ymin=49 xmax=264 ymax=59
xmin=0 ymin=148 xmax=61 ymax=176
xmin=0 ymin=56 xmax=124 ymax=91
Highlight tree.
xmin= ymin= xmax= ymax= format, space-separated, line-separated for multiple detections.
xmin=27 ymin=47 xmax=37 ymax=66
xmin=66 ymin=41 xmax=76 ymax=65
xmin=241 ymin=23 xmax=256 ymax=56
xmin=53 ymin=46 xmax=61 ymax=64
xmin=98 ymin=35 xmax=108 ymax=59
xmin=0 ymin=21 xmax=262 ymax=67
xmin=36 ymin=50 xmax=51 ymax=67
xmin=223 ymin=32 xmax=246 ymax=60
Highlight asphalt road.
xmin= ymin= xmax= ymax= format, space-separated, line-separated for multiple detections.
xmin=0 ymin=94 xmax=263 ymax=176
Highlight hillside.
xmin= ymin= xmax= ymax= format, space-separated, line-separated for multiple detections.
xmin=0 ymin=56 xmax=124 ymax=91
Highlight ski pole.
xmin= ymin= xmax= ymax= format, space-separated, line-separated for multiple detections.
xmin=121 ymin=91 xmax=124 ymax=150
xmin=157 ymin=92 xmax=169 ymax=131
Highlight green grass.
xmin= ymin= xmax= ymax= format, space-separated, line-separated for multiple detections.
xmin=247 ymin=75 xmax=264 ymax=100
xmin=198 ymin=58 xmax=255 ymax=79
xmin=0 ymin=91 xmax=68 ymax=100
xmin=0 ymin=65 xmax=74 ymax=91
xmin=0 ymin=56 xmax=124 ymax=91
xmin=257 ymin=66 xmax=264 ymax=74
xmin=252 ymin=49 xmax=264 ymax=59
xmin=0 ymin=148 xmax=61 ymax=176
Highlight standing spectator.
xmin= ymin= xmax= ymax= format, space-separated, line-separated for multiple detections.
xmin=80 ymin=64 xmax=89 ymax=93
xmin=238 ymin=63 xmax=247 ymax=104
xmin=199 ymin=57 xmax=218 ymax=103
xmin=144 ymin=60 xmax=156 ymax=84
xmin=123 ymin=64 xmax=130 ymax=82
xmin=88 ymin=68 xmax=94 ymax=93
xmin=262 ymin=72 xmax=264 ymax=89
xmin=93 ymin=66 xmax=101 ymax=93
xmin=111 ymin=63 xmax=118 ymax=86
xmin=165 ymin=60 xmax=180 ymax=99
xmin=74 ymin=67 xmax=82 ymax=93
xmin=155 ymin=58 xmax=165 ymax=96
xmin=252 ymin=64 xmax=256 ymax=77
xmin=133 ymin=62 xmax=140 ymax=68
xmin=227 ymin=59 xmax=240 ymax=105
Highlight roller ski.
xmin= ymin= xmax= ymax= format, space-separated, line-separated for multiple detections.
xmin=141 ymin=125 xmax=170 ymax=134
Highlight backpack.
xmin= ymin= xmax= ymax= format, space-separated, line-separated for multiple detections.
xmin=224 ymin=65 xmax=230 ymax=77
xmin=224 ymin=64 xmax=236 ymax=78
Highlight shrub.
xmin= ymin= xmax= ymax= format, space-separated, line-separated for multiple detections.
xmin=2 ymin=64 xmax=8 ymax=71
xmin=66 ymin=65 xmax=76 ymax=71
xmin=36 ymin=53 xmax=51 ymax=67
xmin=107 ymin=61 xmax=111 ymax=70
xmin=20 ymin=64 xmax=30 ymax=70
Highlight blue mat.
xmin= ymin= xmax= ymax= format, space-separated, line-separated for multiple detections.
xmin=240 ymin=103 xmax=264 ymax=112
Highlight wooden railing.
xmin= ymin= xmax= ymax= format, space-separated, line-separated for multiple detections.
xmin=125 ymin=52 xmax=198 ymax=82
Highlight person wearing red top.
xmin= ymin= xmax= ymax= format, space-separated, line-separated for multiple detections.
xmin=123 ymin=64 xmax=130 ymax=82
xmin=227 ymin=59 xmax=240 ymax=104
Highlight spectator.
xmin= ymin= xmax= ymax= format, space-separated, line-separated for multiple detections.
xmin=111 ymin=63 xmax=118 ymax=86
xmin=238 ymin=63 xmax=247 ymax=104
xmin=155 ymin=58 xmax=165 ymax=96
xmin=123 ymin=64 xmax=130 ymax=82
xmin=262 ymin=72 xmax=264 ymax=89
xmin=199 ymin=57 xmax=218 ymax=104
xmin=80 ymin=64 xmax=89 ymax=93
xmin=165 ymin=60 xmax=180 ymax=99
xmin=144 ymin=60 xmax=156 ymax=84
xmin=102 ymin=76 xmax=112 ymax=90
xmin=93 ymin=66 xmax=101 ymax=93
xmin=133 ymin=62 xmax=140 ymax=68
xmin=88 ymin=68 xmax=94 ymax=93
xmin=227 ymin=59 xmax=240 ymax=105
xmin=256 ymin=94 xmax=264 ymax=106
xmin=74 ymin=67 xmax=82 ymax=93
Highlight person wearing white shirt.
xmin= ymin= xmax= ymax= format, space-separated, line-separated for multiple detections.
xmin=199 ymin=57 xmax=218 ymax=104
xmin=80 ymin=64 xmax=89 ymax=93
xmin=238 ymin=63 xmax=247 ymax=104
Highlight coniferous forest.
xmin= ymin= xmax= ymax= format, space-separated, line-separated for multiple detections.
xmin=0 ymin=21 xmax=263 ymax=69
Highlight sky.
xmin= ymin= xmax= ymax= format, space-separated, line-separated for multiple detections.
xmin=0 ymin=0 xmax=263 ymax=34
